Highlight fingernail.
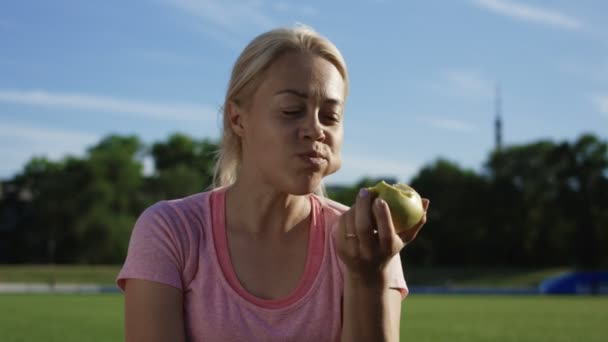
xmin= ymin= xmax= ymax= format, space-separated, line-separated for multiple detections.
xmin=358 ymin=188 xmax=369 ymax=198
xmin=375 ymin=198 xmax=384 ymax=209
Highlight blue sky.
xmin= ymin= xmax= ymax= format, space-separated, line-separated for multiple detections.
xmin=1 ymin=0 xmax=607 ymax=185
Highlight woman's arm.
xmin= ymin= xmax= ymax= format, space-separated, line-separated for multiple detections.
xmin=124 ymin=279 xmax=186 ymax=342
xmin=341 ymin=275 xmax=402 ymax=342
xmin=335 ymin=189 xmax=429 ymax=342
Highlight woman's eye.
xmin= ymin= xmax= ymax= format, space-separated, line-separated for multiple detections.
xmin=282 ymin=109 xmax=304 ymax=116
xmin=322 ymin=113 xmax=341 ymax=124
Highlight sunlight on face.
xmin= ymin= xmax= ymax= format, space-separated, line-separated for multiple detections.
xmin=239 ymin=52 xmax=346 ymax=195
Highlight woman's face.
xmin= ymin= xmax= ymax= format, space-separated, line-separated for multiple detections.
xmin=233 ymin=52 xmax=346 ymax=195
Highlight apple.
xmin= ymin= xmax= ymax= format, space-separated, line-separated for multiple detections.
xmin=367 ymin=181 xmax=424 ymax=233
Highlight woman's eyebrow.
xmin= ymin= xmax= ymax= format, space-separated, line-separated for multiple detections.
xmin=274 ymin=89 xmax=308 ymax=98
xmin=274 ymin=89 xmax=343 ymax=106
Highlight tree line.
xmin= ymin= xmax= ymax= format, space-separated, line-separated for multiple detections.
xmin=1 ymin=133 xmax=606 ymax=269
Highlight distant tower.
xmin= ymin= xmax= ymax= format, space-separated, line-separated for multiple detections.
xmin=494 ymin=84 xmax=503 ymax=152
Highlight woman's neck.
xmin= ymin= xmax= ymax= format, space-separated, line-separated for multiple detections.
xmin=224 ymin=178 xmax=311 ymax=237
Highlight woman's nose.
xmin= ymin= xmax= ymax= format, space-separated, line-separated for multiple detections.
xmin=299 ymin=114 xmax=325 ymax=141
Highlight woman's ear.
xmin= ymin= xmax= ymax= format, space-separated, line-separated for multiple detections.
xmin=227 ymin=101 xmax=245 ymax=137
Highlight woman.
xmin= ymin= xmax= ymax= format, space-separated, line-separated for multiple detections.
xmin=117 ymin=25 xmax=429 ymax=342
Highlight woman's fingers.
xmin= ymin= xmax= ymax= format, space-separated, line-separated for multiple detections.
xmin=373 ymin=197 xmax=401 ymax=255
xmin=335 ymin=209 xmax=359 ymax=259
xmin=354 ymin=188 xmax=375 ymax=257
xmin=340 ymin=209 xmax=353 ymax=239
xmin=336 ymin=194 xmax=431 ymax=278
xmin=336 ymin=194 xmax=432 ymax=279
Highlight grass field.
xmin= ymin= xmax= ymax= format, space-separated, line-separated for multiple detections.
xmin=0 ymin=265 xmax=120 ymax=285
xmin=401 ymin=295 xmax=608 ymax=341
xmin=1 ymin=294 xmax=606 ymax=341
xmin=0 ymin=264 xmax=572 ymax=287
xmin=0 ymin=294 xmax=122 ymax=342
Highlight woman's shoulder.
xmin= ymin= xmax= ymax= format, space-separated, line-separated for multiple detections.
xmin=117 ymin=190 xmax=216 ymax=292
xmin=317 ymin=195 xmax=349 ymax=211
xmin=312 ymin=194 xmax=349 ymax=221
xmin=147 ymin=189 xmax=212 ymax=215
xmin=136 ymin=190 xmax=215 ymax=235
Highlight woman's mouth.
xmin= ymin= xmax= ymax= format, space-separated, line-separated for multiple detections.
xmin=298 ymin=152 xmax=327 ymax=168
xmin=304 ymin=156 xmax=326 ymax=165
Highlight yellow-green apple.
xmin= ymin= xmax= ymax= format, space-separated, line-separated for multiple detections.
xmin=367 ymin=181 xmax=424 ymax=233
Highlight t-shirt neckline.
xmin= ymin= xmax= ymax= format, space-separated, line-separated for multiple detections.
xmin=210 ymin=188 xmax=325 ymax=309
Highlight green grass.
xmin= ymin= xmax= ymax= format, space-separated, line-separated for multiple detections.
xmin=401 ymin=295 xmax=608 ymax=342
xmin=404 ymin=266 xmax=572 ymax=287
xmin=0 ymin=265 xmax=120 ymax=285
xmin=1 ymin=294 xmax=606 ymax=341
xmin=0 ymin=294 xmax=123 ymax=342
xmin=0 ymin=264 xmax=572 ymax=287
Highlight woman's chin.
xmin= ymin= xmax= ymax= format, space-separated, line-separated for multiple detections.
xmin=286 ymin=177 xmax=323 ymax=195
xmin=289 ymin=183 xmax=320 ymax=196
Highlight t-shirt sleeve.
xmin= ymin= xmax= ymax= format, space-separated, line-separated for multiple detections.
xmin=386 ymin=253 xmax=408 ymax=300
xmin=116 ymin=201 xmax=186 ymax=292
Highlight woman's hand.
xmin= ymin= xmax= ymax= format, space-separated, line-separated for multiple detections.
xmin=334 ymin=188 xmax=430 ymax=280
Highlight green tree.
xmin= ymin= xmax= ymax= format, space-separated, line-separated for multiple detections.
xmin=146 ymin=133 xmax=217 ymax=200
xmin=76 ymin=135 xmax=145 ymax=263
xmin=552 ymin=134 xmax=608 ymax=268
xmin=8 ymin=135 xmax=146 ymax=263
xmin=485 ymin=134 xmax=608 ymax=268
xmin=4 ymin=131 xmax=606 ymax=267
xmin=8 ymin=157 xmax=65 ymax=263
xmin=409 ymin=159 xmax=489 ymax=266
xmin=485 ymin=141 xmax=560 ymax=266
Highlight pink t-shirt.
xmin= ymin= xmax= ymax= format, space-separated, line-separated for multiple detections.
xmin=116 ymin=187 xmax=407 ymax=341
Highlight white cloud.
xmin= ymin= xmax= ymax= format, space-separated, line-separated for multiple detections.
xmin=423 ymin=117 xmax=476 ymax=132
xmin=0 ymin=122 xmax=98 ymax=143
xmin=0 ymin=121 xmax=100 ymax=179
xmin=443 ymin=70 xmax=494 ymax=98
xmin=592 ymin=95 xmax=608 ymax=116
xmin=0 ymin=89 xmax=217 ymax=122
xmin=163 ymin=0 xmax=276 ymax=45
xmin=166 ymin=0 xmax=273 ymax=33
xmin=429 ymin=69 xmax=494 ymax=100
xmin=161 ymin=1 xmax=317 ymax=48
xmin=471 ymin=0 xmax=582 ymax=30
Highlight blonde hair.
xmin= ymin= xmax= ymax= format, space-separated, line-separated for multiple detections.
xmin=212 ymin=25 xmax=349 ymax=196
